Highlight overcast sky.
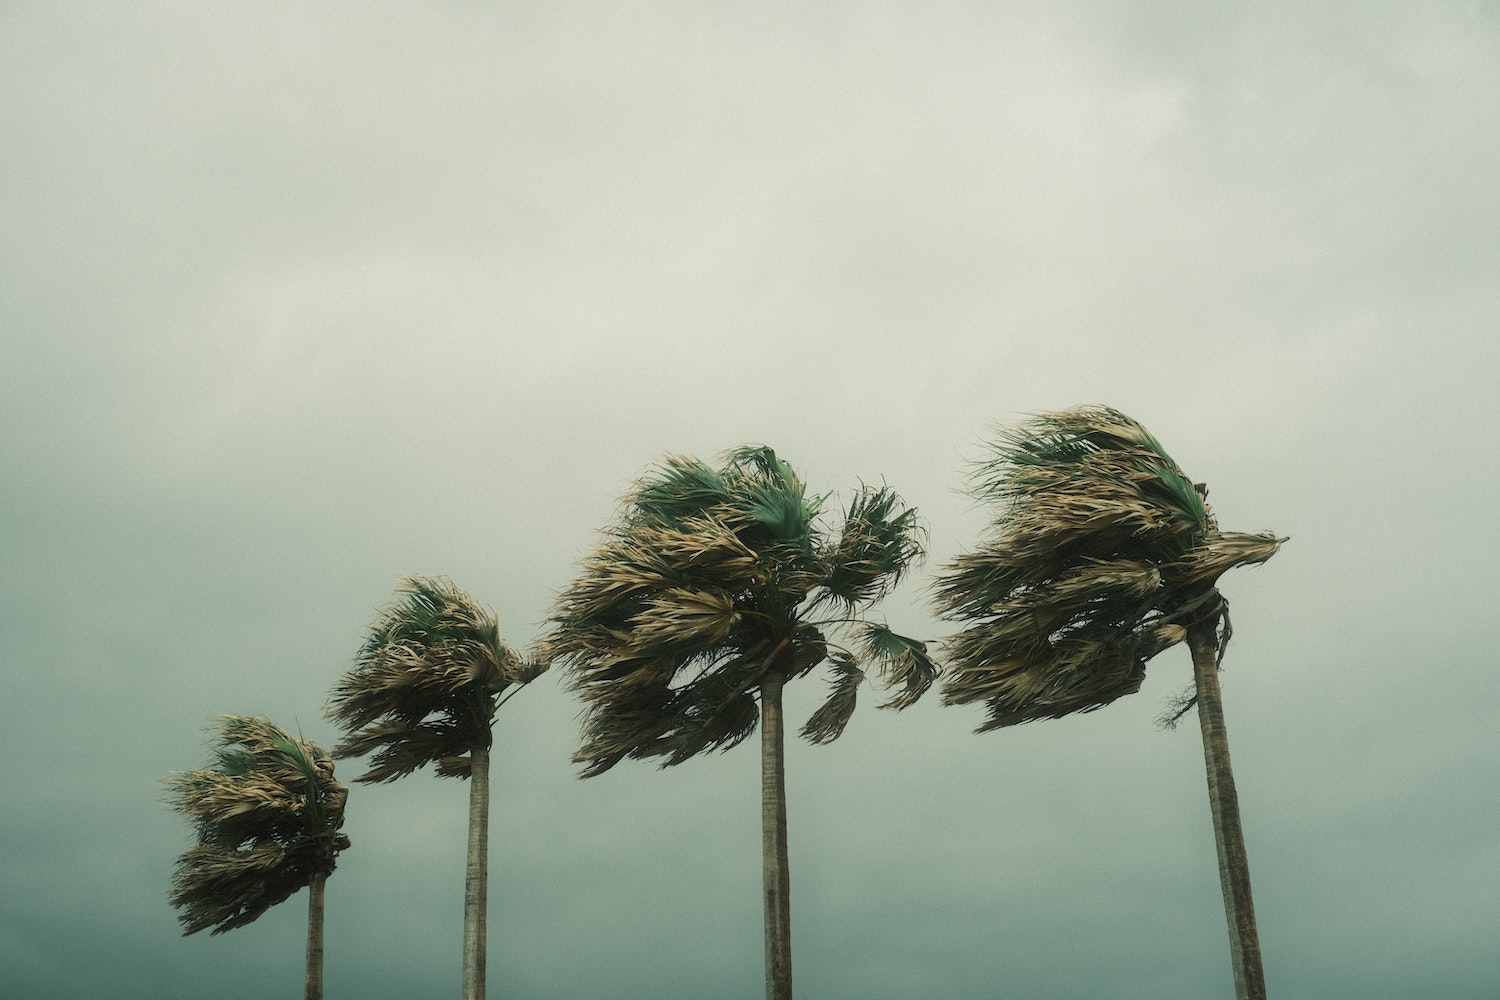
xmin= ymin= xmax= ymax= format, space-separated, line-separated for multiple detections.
xmin=3 ymin=3 xmax=1497 ymax=998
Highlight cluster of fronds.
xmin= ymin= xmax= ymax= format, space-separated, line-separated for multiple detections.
xmin=936 ymin=406 xmax=1283 ymax=731
xmin=166 ymin=716 xmax=349 ymax=935
xmin=546 ymin=445 xmax=939 ymax=776
xmin=325 ymin=576 xmax=545 ymax=782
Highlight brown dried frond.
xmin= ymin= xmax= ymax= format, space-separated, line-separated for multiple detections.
xmin=628 ymin=589 xmax=741 ymax=654
xmin=1170 ymin=531 xmax=1286 ymax=588
xmin=948 ymin=637 xmax=1147 ymax=731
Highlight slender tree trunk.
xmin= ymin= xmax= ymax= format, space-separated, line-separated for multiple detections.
xmin=306 ymin=870 xmax=326 ymax=1000
xmin=463 ymin=745 xmax=491 ymax=1000
xmin=1187 ymin=615 xmax=1266 ymax=1000
xmin=760 ymin=674 xmax=793 ymax=1000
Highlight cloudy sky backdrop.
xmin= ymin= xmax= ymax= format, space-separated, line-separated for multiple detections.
xmin=3 ymin=3 xmax=1496 ymax=998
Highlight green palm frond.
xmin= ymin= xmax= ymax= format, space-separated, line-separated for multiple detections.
xmin=632 ymin=455 xmax=732 ymax=526
xmin=937 ymin=406 xmax=1285 ymax=729
xmin=165 ymin=716 xmax=349 ymax=936
xmin=858 ymin=623 xmax=940 ymax=710
xmin=800 ymin=653 xmax=865 ymax=744
xmin=816 ymin=486 xmax=926 ymax=611
xmin=325 ymin=576 xmax=542 ymax=783
xmin=548 ymin=446 xmax=934 ymax=775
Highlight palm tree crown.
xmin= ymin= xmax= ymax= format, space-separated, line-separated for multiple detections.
xmin=325 ymin=575 xmax=544 ymax=782
xmin=935 ymin=405 xmax=1283 ymax=729
xmin=166 ymin=715 xmax=350 ymax=936
xmin=546 ymin=444 xmax=938 ymax=776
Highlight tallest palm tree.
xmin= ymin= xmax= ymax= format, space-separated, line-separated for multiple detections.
xmin=934 ymin=406 xmax=1284 ymax=1000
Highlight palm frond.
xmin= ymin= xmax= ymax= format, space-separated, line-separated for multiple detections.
xmin=1170 ymin=531 xmax=1285 ymax=588
xmin=630 ymin=589 xmax=742 ymax=653
xmin=857 ymin=623 xmax=940 ymax=710
xmin=799 ymin=653 xmax=865 ymax=744
xmin=169 ymin=841 xmax=294 ymax=935
xmin=660 ymin=667 xmax=765 ymax=764
xmin=722 ymin=445 xmax=820 ymax=546
xmin=938 ymin=621 xmax=1147 ymax=728
xmin=972 ymin=407 xmax=1212 ymax=560
xmin=631 ymin=455 xmax=731 ymax=527
xmin=816 ymin=486 xmax=926 ymax=610
xmin=569 ymin=657 xmax=763 ymax=776
xmin=331 ymin=717 xmax=477 ymax=783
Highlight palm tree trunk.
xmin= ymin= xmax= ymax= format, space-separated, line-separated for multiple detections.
xmin=463 ymin=745 xmax=490 ymax=1000
xmin=760 ymin=673 xmax=793 ymax=1000
xmin=306 ymin=870 xmax=326 ymax=1000
xmin=1187 ymin=616 xmax=1266 ymax=1000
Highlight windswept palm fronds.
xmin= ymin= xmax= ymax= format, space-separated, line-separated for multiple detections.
xmin=546 ymin=445 xmax=938 ymax=776
xmin=325 ymin=576 xmax=544 ymax=782
xmin=936 ymin=406 xmax=1283 ymax=730
xmin=166 ymin=715 xmax=349 ymax=936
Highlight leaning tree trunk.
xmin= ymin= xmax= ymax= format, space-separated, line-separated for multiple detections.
xmin=306 ymin=870 xmax=327 ymax=1000
xmin=463 ymin=745 xmax=491 ymax=1000
xmin=760 ymin=673 xmax=793 ymax=1000
xmin=1187 ymin=614 xmax=1266 ymax=1000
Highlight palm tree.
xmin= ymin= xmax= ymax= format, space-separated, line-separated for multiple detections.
xmin=324 ymin=575 xmax=543 ymax=1000
xmin=934 ymin=406 xmax=1284 ymax=1000
xmin=165 ymin=715 xmax=351 ymax=1000
xmin=545 ymin=445 xmax=938 ymax=1000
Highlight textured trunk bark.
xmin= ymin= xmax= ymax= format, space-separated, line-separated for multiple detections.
xmin=305 ymin=870 xmax=326 ymax=1000
xmin=1188 ymin=615 xmax=1266 ymax=1000
xmin=463 ymin=745 xmax=491 ymax=1000
xmin=760 ymin=674 xmax=793 ymax=1000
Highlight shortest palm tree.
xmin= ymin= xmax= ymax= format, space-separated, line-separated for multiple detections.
xmin=165 ymin=715 xmax=350 ymax=1000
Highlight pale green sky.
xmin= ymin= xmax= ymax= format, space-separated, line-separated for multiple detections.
xmin=2 ymin=3 xmax=1497 ymax=998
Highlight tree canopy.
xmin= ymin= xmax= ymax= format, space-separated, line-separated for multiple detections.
xmin=547 ymin=445 xmax=939 ymax=776
xmin=325 ymin=575 xmax=544 ymax=783
xmin=166 ymin=715 xmax=350 ymax=936
xmin=935 ymin=406 xmax=1284 ymax=730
